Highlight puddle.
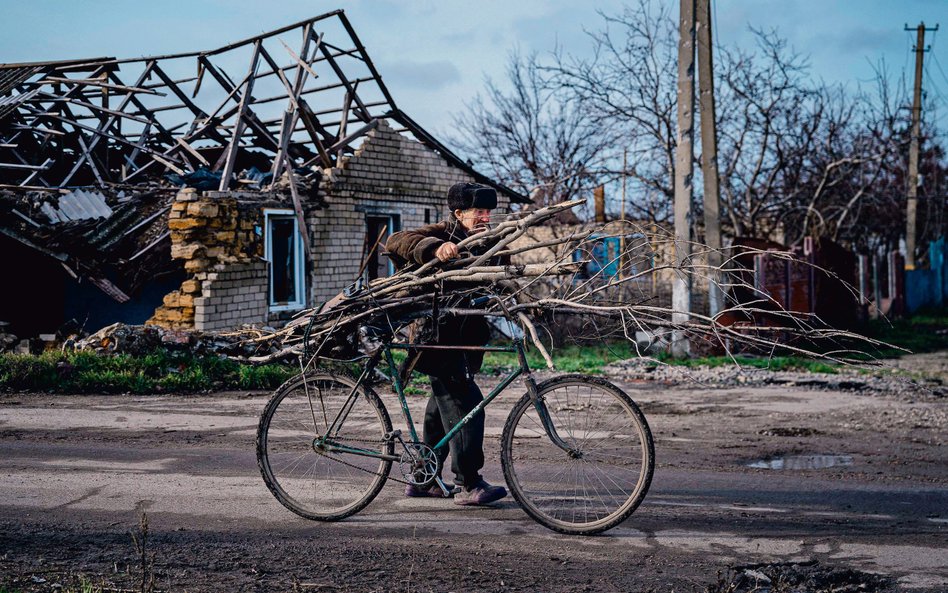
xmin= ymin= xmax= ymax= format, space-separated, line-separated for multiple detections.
xmin=748 ymin=454 xmax=853 ymax=470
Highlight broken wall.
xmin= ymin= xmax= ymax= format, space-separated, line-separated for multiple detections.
xmin=149 ymin=189 xmax=267 ymax=331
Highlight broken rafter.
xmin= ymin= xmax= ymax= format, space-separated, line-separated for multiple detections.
xmin=34 ymin=75 xmax=166 ymax=97
xmin=199 ymin=54 xmax=282 ymax=154
xmin=128 ymin=230 xmax=171 ymax=262
xmin=328 ymin=118 xmax=377 ymax=152
xmin=218 ymin=40 xmax=263 ymax=191
xmin=337 ymin=12 xmax=398 ymax=108
xmin=58 ymin=62 xmax=157 ymax=186
xmin=1 ymin=11 xmax=528 ymax=203
xmin=298 ymin=99 xmax=334 ymax=169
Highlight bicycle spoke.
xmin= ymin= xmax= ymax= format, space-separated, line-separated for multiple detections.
xmin=502 ymin=377 xmax=654 ymax=534
xmin=258 ymin=373 xmax=393 ymax=521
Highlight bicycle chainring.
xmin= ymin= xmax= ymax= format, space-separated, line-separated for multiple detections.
xmin=398 ymin=442 xmax=440 ymax=486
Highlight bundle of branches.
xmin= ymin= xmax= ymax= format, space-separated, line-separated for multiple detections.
xmin=237 ymin=199 xmax=898 ymax=368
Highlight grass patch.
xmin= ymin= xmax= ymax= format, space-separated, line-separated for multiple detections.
xmin=650 ymin=353 xmax=840 ymax=374
xmin=860 ymin=308 xmax=948 ymax=357
xmin=0 ymin=349 xmax=296 ymax=394
xmin=482 ymin=342 xmax=637 ymax=375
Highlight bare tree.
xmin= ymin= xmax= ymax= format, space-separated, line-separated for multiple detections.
xmin=543 ymin=0 xmax=679 ymax=223
xmin=453 ymin=0 xmax=947 ymax=256
xmin=451 ymin=51 xmax=613 ymax=219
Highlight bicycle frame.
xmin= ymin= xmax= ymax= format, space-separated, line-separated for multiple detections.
xmin=314 ymin=337 xmax=577 ymax=464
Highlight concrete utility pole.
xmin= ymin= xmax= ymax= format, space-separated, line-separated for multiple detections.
xmin=620 ymin=148 xmax=627 ymax=280
xmin=672 ymin=0 xmax=696 ymax=357
xmin=905 ymin=22 xmax=938 ymax=270
xmin=696 ymin=0 xmax=722 ymax=316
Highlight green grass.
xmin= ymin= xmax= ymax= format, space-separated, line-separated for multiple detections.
xmin=860 ymin=308 xmax=948 ymax=357
xmin=650 ymin=352 xmax=840 ymax=374
xmin=482 ymin=341 xmax=637 ymax=375
xmin=0 ymin=349 xmax=296 ymax=394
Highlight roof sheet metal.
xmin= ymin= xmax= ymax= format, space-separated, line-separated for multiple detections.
xmin=40 ymin=189 xmax=113 ymax=223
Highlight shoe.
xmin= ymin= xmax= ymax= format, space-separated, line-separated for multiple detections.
xmin=454 ymin=479 xmax=507 ymax=506
xmin=405 ymin=482 xmax=457 ymax=498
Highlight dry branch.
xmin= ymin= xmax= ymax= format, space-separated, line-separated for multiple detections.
xmin=236 ymin=199 xmax=897 ymax=369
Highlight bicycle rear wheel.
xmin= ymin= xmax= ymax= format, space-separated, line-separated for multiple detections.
xmin=501 ymin=374 xmax=654 ymax=535
xmin=257 ymin=372 xmax=393 ymax=521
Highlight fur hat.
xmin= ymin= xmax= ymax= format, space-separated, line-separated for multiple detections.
xmin=447 ymin=182 xmax=497 ymax=211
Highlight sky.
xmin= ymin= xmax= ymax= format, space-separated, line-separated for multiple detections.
xmin=2 ymin=0 xmax=947 ymax=139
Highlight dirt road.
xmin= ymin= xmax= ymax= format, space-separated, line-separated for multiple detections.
xmin=0 ymin=362 xmax=945 ymax=592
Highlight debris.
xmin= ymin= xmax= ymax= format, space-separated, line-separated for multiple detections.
xmin=69 ymin=322 xmax=280 ymax=359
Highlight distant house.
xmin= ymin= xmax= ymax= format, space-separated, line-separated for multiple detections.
xmin=0 ymin=11 xmax=527 ymax=338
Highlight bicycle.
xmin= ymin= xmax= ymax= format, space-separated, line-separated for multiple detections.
xmin=255 ymin=303 xmax=655 ymax=535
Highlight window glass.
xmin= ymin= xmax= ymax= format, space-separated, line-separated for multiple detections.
xmin=270 ymin=217 xmax=296 ymax=304
xmin=265 ymin=211 xmax=304 ymax=310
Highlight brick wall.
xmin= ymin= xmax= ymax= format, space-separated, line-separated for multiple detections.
xmin=193 ymin=262 xmax=268 ymax=331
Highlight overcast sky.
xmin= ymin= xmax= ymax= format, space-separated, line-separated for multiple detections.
xmin=2 ymin=0 xmax=946 ymax=137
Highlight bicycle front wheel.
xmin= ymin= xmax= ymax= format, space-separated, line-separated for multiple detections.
xmin=501 ymin=374 xmax=654 ymax=535
xmin=257 ymin=372 xmax=393 ymax=521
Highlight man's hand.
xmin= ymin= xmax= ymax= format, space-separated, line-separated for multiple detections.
xmin=435 ymin=241 xmax=460 ymax=262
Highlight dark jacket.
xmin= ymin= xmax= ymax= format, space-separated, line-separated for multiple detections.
xmin=385 ymin=219 xmax=467 ymax=269
xmin=385 ymin=219 xmax=495 ymax=377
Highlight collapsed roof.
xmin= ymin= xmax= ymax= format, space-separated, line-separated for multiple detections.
xmin=0 ymin=10 xmax=528 ymax=300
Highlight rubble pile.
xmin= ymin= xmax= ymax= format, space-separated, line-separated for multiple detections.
xmin=70 ymin=323 xmax=278 ymax=359
xmin=0 ymin=322 xmax=18 ymax=352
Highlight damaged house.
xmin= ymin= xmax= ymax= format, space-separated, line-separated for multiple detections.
xmin=0 ymin=10 xmax=527 ymax=339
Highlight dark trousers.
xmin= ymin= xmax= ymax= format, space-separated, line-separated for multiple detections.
xmin=423 ymin=371 xmax=485 ymax=488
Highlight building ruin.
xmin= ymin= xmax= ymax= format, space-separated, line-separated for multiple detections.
xmin=0 ymin=10 xmax=528 ymax=340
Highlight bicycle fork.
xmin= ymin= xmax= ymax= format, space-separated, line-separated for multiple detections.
xmin=517 ymin=348 xmax=582 ymax=460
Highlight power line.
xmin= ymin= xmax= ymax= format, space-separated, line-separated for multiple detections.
xmin=929 ymin=51 xmax=948 ymax=98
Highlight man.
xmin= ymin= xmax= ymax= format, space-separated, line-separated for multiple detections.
xmin=384 ymin=182 xmax=508 ymax=506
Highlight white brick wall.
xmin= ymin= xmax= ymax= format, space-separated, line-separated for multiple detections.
xmin=194 ymin=261 xmax=268 ymax=331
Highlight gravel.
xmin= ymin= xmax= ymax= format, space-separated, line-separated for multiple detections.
xmin=606 ymin=357 xmax=947 ymax=400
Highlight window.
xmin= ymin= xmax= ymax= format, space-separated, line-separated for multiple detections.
xmin=264 ymin=210 xmax=305 ymax=311
xmin=364 ymin=214 xmax=399 ymax=280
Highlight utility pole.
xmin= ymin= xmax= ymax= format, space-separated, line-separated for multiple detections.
xmin=620 ymin=148 xmax=627 ymax=282
xmin=696 ymin=0 xmax=722 ymax=316
xmin=904 ymin=22 xmax=938 ymax=270
xmin=672 ymin=0 xmax=696 ymax=357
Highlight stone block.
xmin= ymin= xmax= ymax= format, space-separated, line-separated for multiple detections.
xmin=184 ymin=259 xmax=209 ymax=273
xmin=168 ymin=218 xmax=205 ymax=231
xmin=181 ymin=279 xmax=201 ymax=294
xmin=170 ymin=243 xmax=205 ymax=260
xmin=153 ymin=308 xmax=184 ymax=322
xmin=162 ymin=292 xmax=195 ymax=308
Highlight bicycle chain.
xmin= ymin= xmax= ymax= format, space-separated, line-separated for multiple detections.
xmin=315 ymin=435 xmax=416 ymax=486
